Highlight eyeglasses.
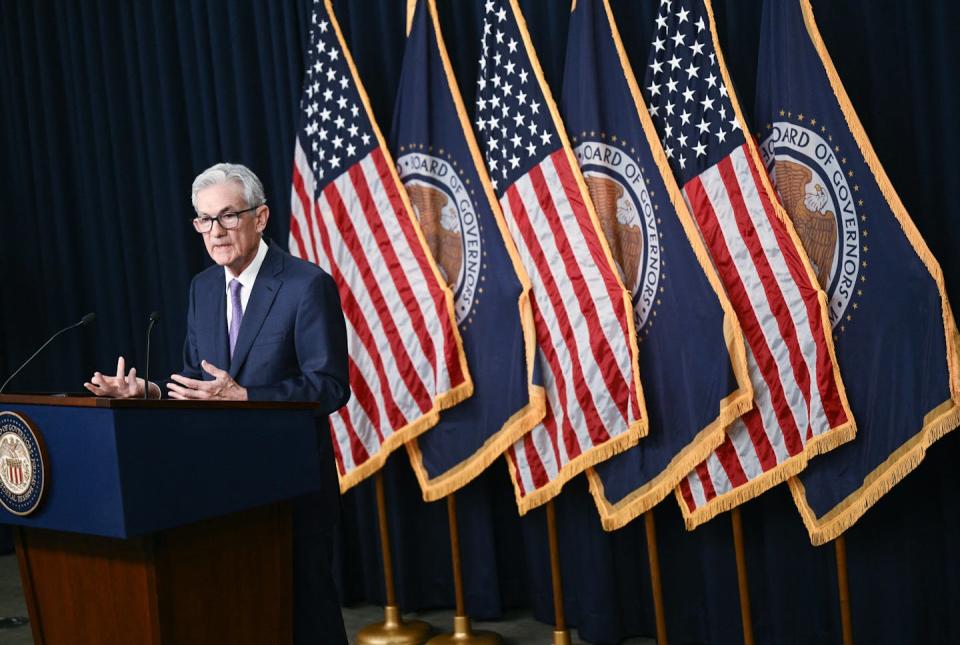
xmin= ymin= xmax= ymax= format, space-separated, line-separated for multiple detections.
xmin=192 ymin=204 xmax=264 ymax=233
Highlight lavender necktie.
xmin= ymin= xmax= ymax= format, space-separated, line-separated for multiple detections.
xmin=228 ymin=278 xmax=243 ymax=358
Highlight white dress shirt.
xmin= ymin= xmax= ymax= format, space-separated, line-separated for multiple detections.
xmin=225 ymin=238 xmax=269 ymax=328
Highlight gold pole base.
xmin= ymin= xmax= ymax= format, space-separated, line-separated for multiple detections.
xmin=426 ymin=615 xmax=502 ymax=644
xmin=356 ymin=605 xmax=432 ymax=645
xmin=552 ymin=628 xmax=572 ymax=645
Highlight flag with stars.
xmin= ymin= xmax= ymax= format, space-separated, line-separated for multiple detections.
xmin=475 ymin=0 xmax=648 ymax=513
xmin=289 ymin=0 xmax=472 ymax=492
xmin=755 ymin=0 xmax=960 ymax=545
xmin=561 ymin=0 xmax=752 ymax=531
xmin=641 ymin=0 xmax=855 ymax=529
xmin=388 ymin=0 xmax=545 ymax=501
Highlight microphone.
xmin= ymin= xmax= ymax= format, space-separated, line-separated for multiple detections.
xmin=143 ymin=311 xmax=160 ymax=400
xmin=0 ymin=313 xmax=96 ymax=394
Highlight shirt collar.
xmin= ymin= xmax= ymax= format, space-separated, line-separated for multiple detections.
xmin=225 ymin=238 xmax=269 ymax=290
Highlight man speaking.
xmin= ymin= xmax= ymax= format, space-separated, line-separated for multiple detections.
xmin=84 ymin=162 xmax=350 ymax=644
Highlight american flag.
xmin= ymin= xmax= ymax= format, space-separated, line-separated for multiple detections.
xmin=289 ymin=0 xmax=472 ymax=492
xmin=641 ymin=0 xmax=854 ymax=526
xmin=475 ymin=0 xmax=647 ymax=513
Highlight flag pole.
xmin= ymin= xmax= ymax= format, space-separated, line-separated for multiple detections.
xmin=356 ymin=470 xmax=432 ymax=645
xmin=834 ymin=535 xmax=854 ymax=645
xmin=427 ymin=493 xmax=501 ymax=644
xmin=546 ymin=499 xmax=572 ymax=645
xmin=730 ymin=508 xmax=755 ymax=645
xmin=643 ymin=511 xmax=669 ymax=645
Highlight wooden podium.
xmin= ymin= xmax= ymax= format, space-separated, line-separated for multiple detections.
xmin=0 ymin=394 xmax=326 ymax=645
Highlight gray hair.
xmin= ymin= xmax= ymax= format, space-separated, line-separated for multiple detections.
xmin=191 ymin=162 xmax=266 ymax=211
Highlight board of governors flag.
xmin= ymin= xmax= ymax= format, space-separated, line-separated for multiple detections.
xmin=388 ymin=0 xmax=545 ymax=501
xmin=289 ymin=0 xmax=472 ymax=492
xmin=755 ymin=0 xmax=960 ymax=545
xmin=561 ymin=0 xmax=752 ymax=531
xmin=641 ymin=0 xmax=855 ymax=528
xmin=475 ymin=0 xmax=648 ymax=513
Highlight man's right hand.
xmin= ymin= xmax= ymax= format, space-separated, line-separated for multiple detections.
xmin=83 ymin=356 xmax=160 ymax=399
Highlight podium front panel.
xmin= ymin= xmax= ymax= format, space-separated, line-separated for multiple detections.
xmin=0 ymin=401 xmax=325 ymax=538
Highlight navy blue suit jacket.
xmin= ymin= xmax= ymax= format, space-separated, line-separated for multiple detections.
xmin=182 ymin=242 xmax=349 ymax=530
xmin=182 ymin=242 xmax=350 ymax=413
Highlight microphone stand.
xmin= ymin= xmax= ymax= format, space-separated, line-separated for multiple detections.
xmin=0 ymin=313 xmax=96 ymax=394
xmin=143 ymin=311 xmax=160 ymax=399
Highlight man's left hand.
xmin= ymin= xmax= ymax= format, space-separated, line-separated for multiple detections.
xmin=167 ymin=360 xmax=248 ymax=400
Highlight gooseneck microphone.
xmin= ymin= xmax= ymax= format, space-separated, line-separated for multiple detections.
xmin=0 ymin=312 xmax=96 ymax=394
xmin=143 ymin=311 xmax=161 ymax=399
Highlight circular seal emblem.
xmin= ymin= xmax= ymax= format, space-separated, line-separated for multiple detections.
xmin=574 ymin=140 xmax=662 ymax=330
xmin=397 ymin=151 xmax=484 ymax=324
xmin=0 ymin=411 xmax=47 ymax=516
xmin=759 ymin=121 xmax=862 ymax=328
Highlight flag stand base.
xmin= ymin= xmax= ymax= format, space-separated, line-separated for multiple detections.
xmin=552 ymin=629 xmax=572 ymax=645
xmin=427 ymin=494 xmax=502 ymax=644
xmin=357 ymin=606 xmax=431 ymax=645
xmin=426 ymin=616 xmax=501 ymax=644
xmin=357 ymin=471 xmax=432 ymax=645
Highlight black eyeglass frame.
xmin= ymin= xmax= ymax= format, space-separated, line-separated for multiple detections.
xmin=191 ymin=203 xmax=265 ymax=233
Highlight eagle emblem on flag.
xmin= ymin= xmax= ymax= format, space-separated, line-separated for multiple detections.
xmin=583 ymin=175 xmax=644 ymax=294
xmin=772 ymin=159 xmax=838 ymax=288
xmin=759 ymin=114 xmax=864 ymax=330
xmin=405 ymin=183 xmax=465 ymax=291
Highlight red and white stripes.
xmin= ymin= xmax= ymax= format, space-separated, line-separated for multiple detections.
xmin=290 ymin=138 xmax=468 ymax=490
xmin=678 ymin=143 xmax=849 ymax=520
xmin=502 ymin=149 xmax=644 ymax=511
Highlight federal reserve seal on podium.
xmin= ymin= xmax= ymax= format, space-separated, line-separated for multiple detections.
xmin=0 ymin=411 xmax=48 ymax=516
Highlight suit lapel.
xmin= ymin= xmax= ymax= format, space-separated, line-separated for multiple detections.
xmin=195 ymin=270 xmax=230 ymax=378
xmin=211 ymin=281 xmax=230 ymax=374
xmin=229 ymin=246 xmax=283 ymax=378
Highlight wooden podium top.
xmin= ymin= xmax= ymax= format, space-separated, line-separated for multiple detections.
xmin=0 ymin=392 xmax=320 ymax=410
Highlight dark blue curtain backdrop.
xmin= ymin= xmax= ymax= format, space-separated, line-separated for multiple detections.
xmin=2 ymin=2 xmax=959 ymax=643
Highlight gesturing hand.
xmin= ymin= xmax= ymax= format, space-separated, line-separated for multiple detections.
xmin=84 ymin=356 xmax=156 ymax=398
xmin=167 ymin=360 xmax=248 ymax=401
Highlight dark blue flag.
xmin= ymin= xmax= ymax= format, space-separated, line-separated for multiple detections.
xmin=561 ymin=0 xmax=752 ymax=530
xmin=388 ymin=0 xmax=545 ymax=500
xmin=755 ymin=0 xmax=960 ymax=544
